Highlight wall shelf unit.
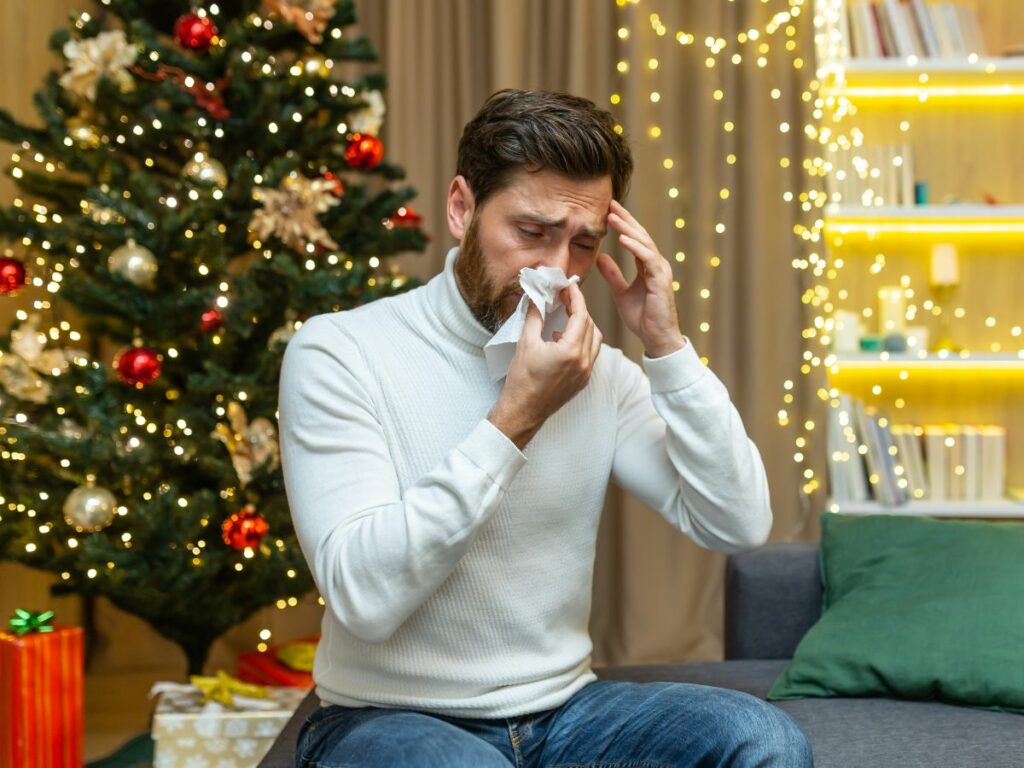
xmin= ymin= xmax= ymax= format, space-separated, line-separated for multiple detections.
xmin=826 ymin=499 xmax=1024 ymax=517
xmin=813 ymin=0 xmax=1024 ymax=518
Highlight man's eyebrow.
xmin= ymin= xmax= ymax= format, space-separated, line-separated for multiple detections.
xmin=514 ymin=212 xmax=607 ymax=239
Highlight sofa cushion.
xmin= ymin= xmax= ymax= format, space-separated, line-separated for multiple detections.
xmin=725 ymin=541 xmax=822 ymax=659
xmin=600 ymin=662 xmax=1024 ymax=768
xmin=260 ymin=661 xmax=1024 ymax=767
xmin=767 ymin=513 xmax=1024 ymax=714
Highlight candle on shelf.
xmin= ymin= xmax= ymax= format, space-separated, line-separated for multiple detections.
xmin=832 ymin=309 xmax=862 ymax=353
xmin=904 ymin=325 xmax=930 ymax=354
xmin=877 ymin=286 xmax=906 ymax=335
xmin=930 ymin=242 xmax=960 ymax=286
xmin=929 ymin=242 xmax=962 ymax=352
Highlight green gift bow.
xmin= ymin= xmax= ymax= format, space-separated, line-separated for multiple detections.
xmin=8 ymin=609 xmax=55 ymax=636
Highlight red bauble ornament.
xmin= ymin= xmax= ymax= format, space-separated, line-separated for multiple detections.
xmin=321 ymin=171 xmax=345 ymax=196
xmin=222 ymin=505 xmax=270 ymax=551
xmin=114 ymin=345 xmax=162 ymax=386
xmin=0 ymin=257 xmax=27 ymax=295
xmin=174 ymin=13 xmax=218 ymax=51
xmin=392 ymin=205 xmax=422 ymax=228
xmin=344 ymin=133 xmax=384 ymax=170
xmin=199 ymin=308 xmax=224 ymax=333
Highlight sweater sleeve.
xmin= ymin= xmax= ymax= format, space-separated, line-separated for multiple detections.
xmin=277 ymin=315 xmax=528 ymax=644
xmin=609 ymin=337 xmax=773 ymax=553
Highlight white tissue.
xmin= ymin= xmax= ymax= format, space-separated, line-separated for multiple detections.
xmin=483 ymin=266 xmax=580 ymax=382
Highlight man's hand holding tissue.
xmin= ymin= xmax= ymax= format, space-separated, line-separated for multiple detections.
xmin=596 ymin=199 xmax=686 ymax=359
xmin=488 ymin=281 xmax=602 ymax=450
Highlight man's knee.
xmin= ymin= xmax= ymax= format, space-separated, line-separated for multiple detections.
xmin=719 ymin=692 xmax=814 ymax=767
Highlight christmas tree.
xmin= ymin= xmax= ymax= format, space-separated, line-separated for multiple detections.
xmin=0 ymin=0 xmax=426 ymax=675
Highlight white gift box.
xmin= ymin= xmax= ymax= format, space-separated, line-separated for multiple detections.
xmin=151 ymin=684 xmax=306 ymax=768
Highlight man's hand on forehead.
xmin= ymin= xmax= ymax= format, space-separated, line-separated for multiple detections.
xmin=595 ymin=200 xmax=687 ymax=358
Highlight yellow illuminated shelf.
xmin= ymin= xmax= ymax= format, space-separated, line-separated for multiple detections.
xmin=826 ymin=499 xmax=1024 ymax=517
xmin=819 ymin=58 xmax=1024 ymax=104
xmin=829 ymin=351 xmax=1024 ymax=372
xmin=823 ymin=205 xmax=1024 ymax=245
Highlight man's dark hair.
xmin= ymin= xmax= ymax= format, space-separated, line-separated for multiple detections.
xmin=456 ymin=89 xmax=633 ymax=210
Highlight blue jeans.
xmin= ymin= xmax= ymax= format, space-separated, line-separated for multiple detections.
xmin=296 ymin=679 xmax=814 ymax=767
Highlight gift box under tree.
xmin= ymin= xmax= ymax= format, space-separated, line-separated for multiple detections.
xmin=0 ymin=610 xmax=84 ymax=768
xmin=236 ymin=635 xmax=317 ymax=689
xmin=150 ymin=672 xmax=307 ymax=768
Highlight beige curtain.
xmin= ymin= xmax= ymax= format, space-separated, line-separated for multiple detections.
xmin=2 ymin=0 xmax=820 ymax=676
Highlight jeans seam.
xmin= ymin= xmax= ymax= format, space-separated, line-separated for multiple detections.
xmin=507 ymin=719 xmax=525 ymax=768
xmin=547 ymin=762 xmax=671 ymax=768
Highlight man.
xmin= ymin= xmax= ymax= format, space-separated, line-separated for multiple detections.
xmin=278 ymin=89 xmax=813 ymax=767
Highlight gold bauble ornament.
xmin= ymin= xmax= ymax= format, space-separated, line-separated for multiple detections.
xmin=302 ymin=55 xmax=330 ymax=77
xmin=66 ymin=117 xmax=102 ymax=149
xmin=182 ymin=151 xmax=228 ymax=188
xmin=108 ymin=239 xmax=158 ymax=289
xmin=63 ymin=482 xmax=117 ymax=532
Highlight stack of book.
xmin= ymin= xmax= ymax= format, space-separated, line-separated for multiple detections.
xmin=827 ymin=393 xmax=1007 ymax=505
xmin=825 ymin=144 xmax=915 ymax=207
xmin=844 ymin=0 xmax=986 ymax=60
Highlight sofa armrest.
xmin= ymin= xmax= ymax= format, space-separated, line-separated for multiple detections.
xmin=724 ymin=541 xmax=822 ymax=660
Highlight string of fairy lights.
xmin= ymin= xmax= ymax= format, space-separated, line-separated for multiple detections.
xmin=613 ymin=0 xmax=1024 ymax=515
xmin=610 ymin=0 xmax=826 ymax=508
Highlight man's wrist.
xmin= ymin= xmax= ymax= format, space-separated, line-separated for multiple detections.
xmin=643 ymin=333 xmax=687 ymax=359
xmin=487 ymin=404 xmax=543 ymax=451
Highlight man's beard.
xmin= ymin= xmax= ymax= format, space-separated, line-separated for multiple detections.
xmin=453 ymin=214 xmax=522 ymax=334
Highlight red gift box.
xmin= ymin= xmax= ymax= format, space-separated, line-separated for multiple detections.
xmin=236 ymin=635 xmax=317 ymax=690
xmin=0 ymin=624 xmax=84 ymax=768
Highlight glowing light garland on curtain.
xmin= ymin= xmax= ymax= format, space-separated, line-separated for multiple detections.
xmin=610 ymin=0 xmax=828 ymax=508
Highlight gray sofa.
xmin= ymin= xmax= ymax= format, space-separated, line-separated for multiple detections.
xmin=260 ymin=542 xmax=1024 ymax=767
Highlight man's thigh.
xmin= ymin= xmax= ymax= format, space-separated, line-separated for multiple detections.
xmin=296 ymin=704 xmax=513 ymax=768
xmin=538 ymin=679 xmax=813 ymax=768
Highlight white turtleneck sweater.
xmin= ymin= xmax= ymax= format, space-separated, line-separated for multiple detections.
xmin=277 ymin=245 xmax=772 ymax=719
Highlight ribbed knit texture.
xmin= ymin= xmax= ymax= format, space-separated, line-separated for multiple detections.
xmin=277 ymin=245 xmax=773 ymax=718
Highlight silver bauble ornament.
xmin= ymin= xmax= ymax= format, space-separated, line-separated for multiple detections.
xmin=63 ymin=483 xmax=117 ymax=532
xmin=108 ymin=239 xmax=158 ymax=289
xmin=182 ymin=151 xmax=228 ymax=188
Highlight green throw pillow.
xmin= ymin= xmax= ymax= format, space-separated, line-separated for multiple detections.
xmin=767 ymin=512 xmax=1024 ymax=714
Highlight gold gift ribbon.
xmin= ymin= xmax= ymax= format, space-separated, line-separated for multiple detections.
xmin=189 ymin=670 xmax=268 ymax=708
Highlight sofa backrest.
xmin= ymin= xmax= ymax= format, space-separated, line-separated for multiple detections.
xmin=724 ymin=541 xmax=822 ymax=660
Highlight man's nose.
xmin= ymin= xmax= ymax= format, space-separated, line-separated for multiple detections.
xmin=534 ymin=241 xmax=572 ymax=275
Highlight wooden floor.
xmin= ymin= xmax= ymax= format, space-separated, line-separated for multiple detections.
xmin=84 ymin=667 xmax=179 ymax=761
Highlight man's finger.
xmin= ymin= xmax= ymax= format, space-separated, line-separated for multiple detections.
xmin=581 ymin=313 xmax=595 ymax=357
xmin=596 ymin=253 xmax=629 ymax=296
xmin=566 ymin=280 xmax=587 ymax=316
xmin=522 ymin=300 xmax=543 ymax=340
xmin=560 ymin=282 xmax=589 ymax=343
xmin=610 ymin=200 xmax=652 ymax=243
xmin=589 ymin=323 xmax=604 ymax=364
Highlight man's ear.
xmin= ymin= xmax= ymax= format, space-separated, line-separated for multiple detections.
xmin=446 ymin=175 xmax=475 ymax=241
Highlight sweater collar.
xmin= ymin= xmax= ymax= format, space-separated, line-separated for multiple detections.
xmin=427 ymin=245 xmax=493 ymax=350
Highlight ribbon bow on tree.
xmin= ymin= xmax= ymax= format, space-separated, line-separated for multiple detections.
xmin=210 ymin=401 xmax=280 ymax=488
xmin=0 ymin=314 xmax=85 ymax=404
xmin=8 ymin=609 xmax=55 ymax=636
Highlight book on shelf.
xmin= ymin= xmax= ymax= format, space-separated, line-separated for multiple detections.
xmin=825 ymin=143 xmax=915 ymax=207
xmin=827 ymin=394 xmax=1008 ymax=506
xmin=843 ymin=0 xmax=986 ymax=61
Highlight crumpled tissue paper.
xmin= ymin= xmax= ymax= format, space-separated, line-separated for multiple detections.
xmin=483 ymin=266 xmax=580 ymax=382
